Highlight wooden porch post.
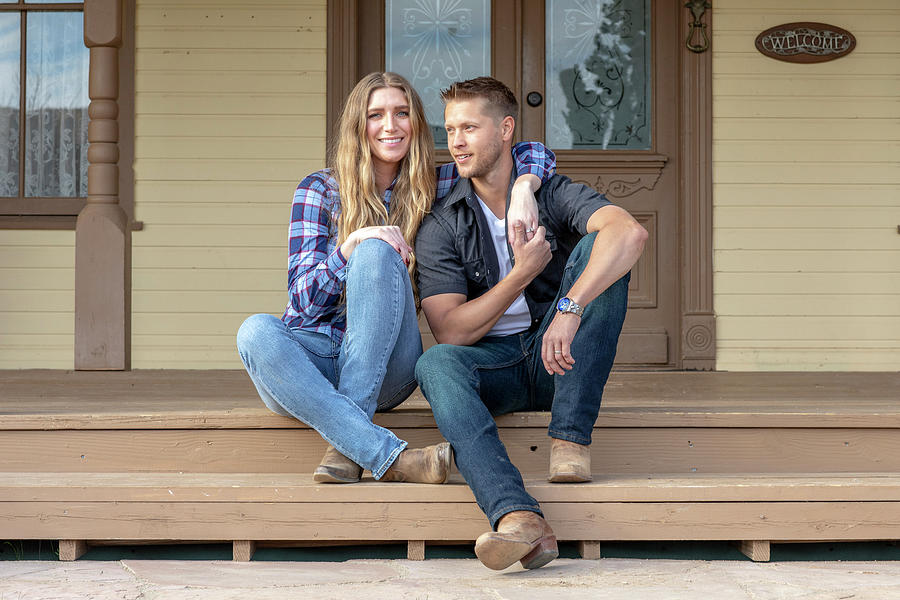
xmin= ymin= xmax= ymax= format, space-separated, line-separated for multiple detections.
xmin=76 ymin=0 xmax=130 ymax=370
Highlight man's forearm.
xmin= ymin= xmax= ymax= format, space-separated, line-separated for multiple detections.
xmin=429 ymin=272 xmax=531 ymax=346
xmin=566 ymin=217 xmax=647 ymax=308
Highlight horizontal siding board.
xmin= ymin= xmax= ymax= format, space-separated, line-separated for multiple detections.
xmin=137 ymin=29 xmax=326 ymax=50
xmin=136 ymin=6 xmax=325 ymax=28
xmin=134 ymin=158 xmax=323 ymax=182
xmin=713 ymin=33 xmax=900 ymax=54
xmin=137 ymin=71 xmax=325 ymax=94
xmin=713 ymin=56 xmax=900 ymax=76
xmin=137 ymin=225 xmax=285 ymax=246
xmin=135 ymin=137 xmax=325 ymax=160
xmin=715 ymin=295 xmax=899 ymax=317
xmin=713 ymin=250 xmax=900 ymax=273
xmin=714 ymin=12 xmax=900 ymax=33
xmin=717 ymin=316 xmax=900 ymax=341
xmin=133 ymin=291 xmax=286 ymax=313
xmin=133 ymin=268 xmax=282 ymax=292
xmin=713 ymin=163 xmax=898 ymax=185
xmin=713 ymin=184 xmax=898 ymax=206
xmin=136 ymin=49 xmax=326 ymax=71
xmin=715 ymin=97 xmax=898 ymax=119
xmin=713 ymin=140 xmax=899 ymax=164
xmin=713 ymin=118 xmax=900 ymax=142
xmin=714 ymin=229 xmax=898 ymax=250
xmin=134 ymin=181 xmax=299 ymax=204
xmin=714 ymin=272 xmax=900 ymax=295
xmin=715 ymin=207 xmax=898 ymax=228
xmin=132 ymin=248 xmax=284 ymax=269
xmin=136 ymin=115 xmax=326 ymax=137
xmin=134 ymin=93 xmax=323 ymax=116
xmin=135 ymin=203 xmax=290 ymax=225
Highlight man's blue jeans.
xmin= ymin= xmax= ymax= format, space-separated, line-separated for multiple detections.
xmin=236 ymin=239 xmax=422 ymax=479
xmin=415 ymin=233 xmax=629 ymax=527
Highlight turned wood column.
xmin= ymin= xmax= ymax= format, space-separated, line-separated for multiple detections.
xmin=75 ymin=0 xmax=130 ymax=370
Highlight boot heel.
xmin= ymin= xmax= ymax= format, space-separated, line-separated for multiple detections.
xmin=519 ymin=535 xmax=558 ymax=570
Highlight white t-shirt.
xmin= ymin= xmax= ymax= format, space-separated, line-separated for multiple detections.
xmin=475 ymin=197 xmax=532 ymax=336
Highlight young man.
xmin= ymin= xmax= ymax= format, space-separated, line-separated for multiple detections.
xmin=414 ymin=77 xmax=647 ymax=571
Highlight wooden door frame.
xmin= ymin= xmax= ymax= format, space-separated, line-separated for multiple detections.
xmin=326 ymin=0 xmax=715 ymax=370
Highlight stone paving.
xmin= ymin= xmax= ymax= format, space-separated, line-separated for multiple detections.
xmin=1 ymin=558 xmax=899 ymax=600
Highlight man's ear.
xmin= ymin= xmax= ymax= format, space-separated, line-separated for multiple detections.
xmin=500 ymin=115 xmax=515 ymax=141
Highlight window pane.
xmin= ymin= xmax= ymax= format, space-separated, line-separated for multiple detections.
xmin=386 ymin=0 xmax=491 ymax=147
xmin=0 ymin=13 xmax=19 ymax=197
xmin=25 ymin=11 xmax=89 ymax=198
xmin=546 ymin=0 xmax=651 ymax=150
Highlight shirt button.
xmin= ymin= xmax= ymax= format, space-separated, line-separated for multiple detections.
xmin=475 ymin=271 xmax=480 ymax=277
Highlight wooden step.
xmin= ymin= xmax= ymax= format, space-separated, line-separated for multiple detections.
xmin=1 ymin=371 xmax=898 ymax=475
xmin=3 ymin=472 xmax=899 ymax=553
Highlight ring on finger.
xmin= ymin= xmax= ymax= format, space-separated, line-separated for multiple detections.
xmin=525 ymin=227 xmax=535 ymax=233
xmin=554 ymin=350 xmax=562 ymax=355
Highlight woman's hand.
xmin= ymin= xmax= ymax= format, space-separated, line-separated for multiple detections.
xmin=340 ymin=225 xmax=412 ymax=265
xmin=508 ymin=174 xmax=540 ymax=241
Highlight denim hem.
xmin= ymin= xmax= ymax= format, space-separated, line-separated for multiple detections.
xmin=371 ymin=439 xmax=409 ymax=480
xmin=548 ymin=429 xmax=592 ymax=446
xmin=488 ymin=504 xmax=544 ymax=530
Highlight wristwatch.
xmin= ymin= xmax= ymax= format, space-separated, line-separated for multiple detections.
xmin=556 ymin=297 xmax=584 ymax=317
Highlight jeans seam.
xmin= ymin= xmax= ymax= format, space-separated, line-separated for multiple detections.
xmin=547 ymin=428 xmax=591 ymax=445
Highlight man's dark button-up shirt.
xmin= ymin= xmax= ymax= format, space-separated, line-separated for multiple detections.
xmin=415 ymin=173 xmax=613 ymax=327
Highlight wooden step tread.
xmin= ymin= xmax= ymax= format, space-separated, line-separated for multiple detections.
xmin=5 ymin=472 xmax=900 ymax=503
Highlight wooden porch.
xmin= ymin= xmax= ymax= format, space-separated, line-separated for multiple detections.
xmin=1 ymin=370 xmax=898 ymax=563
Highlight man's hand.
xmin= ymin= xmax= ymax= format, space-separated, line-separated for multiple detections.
xmin=509 ymin=222 xmax=551 ymax=285
xmin=508 ymin=174 xmax=540 ymax=241
xmin=541 ymin=312 xmax=581 ymax=375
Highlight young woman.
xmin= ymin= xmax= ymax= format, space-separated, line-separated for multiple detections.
xmin=236 ymin=72 xmax=554 ymax=484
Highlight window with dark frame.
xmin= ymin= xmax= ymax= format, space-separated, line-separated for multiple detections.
xmin=0 ymin=0 xmax=88 ymax=218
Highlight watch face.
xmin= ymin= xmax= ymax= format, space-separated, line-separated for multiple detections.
xmin=557 ymin=297 xmax=570 ymax=312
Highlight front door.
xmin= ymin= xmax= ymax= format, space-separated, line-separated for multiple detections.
xmin=351 ymin=0 xmax=691 ymax=369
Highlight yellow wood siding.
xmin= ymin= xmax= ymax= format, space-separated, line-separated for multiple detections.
xmin=713 ymin=1 xmax=900 ymax=370
xmin=0 ymin=232 xmax=74 ymax=368
xmin=132 ymin=0 xmax=326 ymax=367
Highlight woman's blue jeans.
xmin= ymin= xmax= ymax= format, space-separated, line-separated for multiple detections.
xmin=415 ymin=233 xmax=629 ymax=527
xmin=236 ymin=239 xmax=422 ymax=479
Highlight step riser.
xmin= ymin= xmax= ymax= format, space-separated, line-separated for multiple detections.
xmin=5 ymin=427 xmax=898 ymax=474
xmin=4 ymin=501 xmax=899 ymax=542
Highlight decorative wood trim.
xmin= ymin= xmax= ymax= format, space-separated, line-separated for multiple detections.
xmin=679 ymin=3 xmax=715 ymax=370
xmin=0 ymin=216 xmax=77 ymax=230
xmin=76 ymin=0 xmax=130 ymax=370
xmin=0 ymin=198 xmax=86 ymax=215
xmin=326 ymin=0 xmax=357 ymax=162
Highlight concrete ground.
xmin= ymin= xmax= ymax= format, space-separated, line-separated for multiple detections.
xmin=1 ymin=558 xmax=900 ymax=600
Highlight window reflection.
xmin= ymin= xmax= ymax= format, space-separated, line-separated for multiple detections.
xmin=24 ymin=11 xmax=89 ymax=197
xmin=0 ymin=13 xmax=20 ymax=197
xmin=386 ymin=0 xmax=491 ymax=147
xmin=546 ymin=0 xmax=651 ymax=150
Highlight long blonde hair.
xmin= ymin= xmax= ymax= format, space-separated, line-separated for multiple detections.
xmin=331 ymin=72 xmax=435 ymax=304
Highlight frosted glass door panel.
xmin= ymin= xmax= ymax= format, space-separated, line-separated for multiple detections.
xmin=546 ymin=0 xmax=651 ymax=150
xmin=386 ymin=0 xmax=491 ymax=146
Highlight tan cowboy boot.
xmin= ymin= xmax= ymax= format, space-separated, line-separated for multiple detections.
xmin=380 ymin=442 xmax=452 ymax=484
xmin=313 ymin=445 xmax=363 ymax=483
xmin=474 ymin=511 xmax=558 ymax=570
xmin=548 ymin=438 xmax=592 ymax=483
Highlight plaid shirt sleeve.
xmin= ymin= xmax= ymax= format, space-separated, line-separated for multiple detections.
xmin=434 ymin=141 xmax=557 ymax=199
xmin=287 ymin=171 xmax=347 ymax=320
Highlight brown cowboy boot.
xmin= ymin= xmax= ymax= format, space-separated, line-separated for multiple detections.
xmin=474 ymin=510 xmax=558 ymax=570
xmin=548 ymin=438 xmax=592 ymax=483
xmin=313 ymin=445 xmax=363 ymax=483
xmin=380 ymin=442 xmax=452 ymax=484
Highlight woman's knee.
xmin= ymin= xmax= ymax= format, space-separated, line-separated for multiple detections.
xmin=236 ymin=313 xmax=283 ymax=357
xmin=348 ymin=238 xmax=403 ymax=269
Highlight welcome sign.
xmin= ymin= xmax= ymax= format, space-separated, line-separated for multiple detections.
xmin=755 ymin=22 xmax=856 ymax=63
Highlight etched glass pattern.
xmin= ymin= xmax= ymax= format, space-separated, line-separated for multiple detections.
xmin=546 ymin=0 xmax=651 ymax=150
xmin=386 ymin=0 xmax=491 ymax=147
xmin=0 ymin=13 xmax=20 ymax=196
xmin=24 ymin=11 xmax=89 ymax=197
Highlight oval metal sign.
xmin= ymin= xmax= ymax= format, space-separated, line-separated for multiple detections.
xmin=755 ymin=22 xmax=856 ymax=63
